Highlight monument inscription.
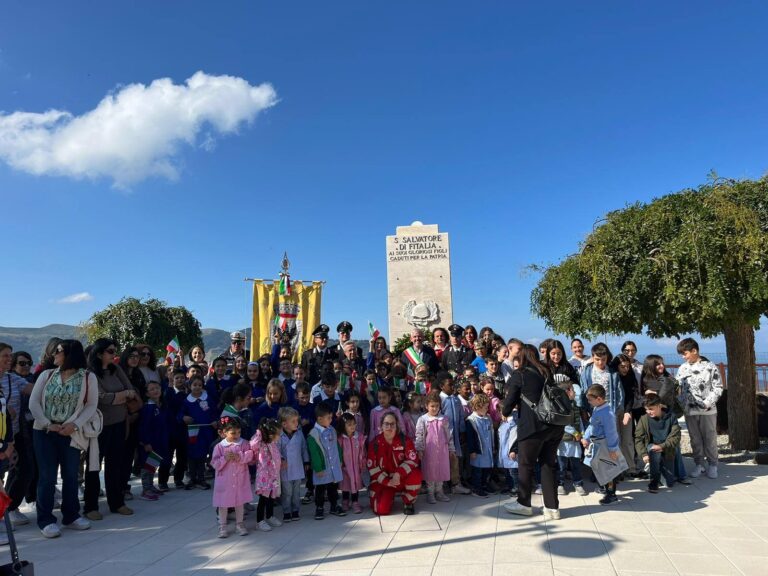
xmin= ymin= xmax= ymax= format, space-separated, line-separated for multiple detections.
xmin=386 ymin=222 xmax=453 ymax=345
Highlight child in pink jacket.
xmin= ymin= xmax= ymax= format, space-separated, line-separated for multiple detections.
xmin=337 ymin=413 xmax=366 ymax=514
xmin=251 ymin=418 xmax=283 ymax=532
xmin=211 ymin=416 xmax=254 ymax=538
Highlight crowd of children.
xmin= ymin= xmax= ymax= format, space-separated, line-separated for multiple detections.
xmin=3 ymin=324 xmax=725 ymax=540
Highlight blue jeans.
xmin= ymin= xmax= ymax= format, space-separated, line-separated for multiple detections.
xmin=673 ymin=446 xmax=687 ymax=481
xmin=648 ymin=444 xmax=675 ymax=486
xmin=281 ymin=478 xmax=302 ymax=515
xmin=557 ymin=456 xmax=584 ymax=486
xmin=33 ymin=429 xmax=82 ymax=529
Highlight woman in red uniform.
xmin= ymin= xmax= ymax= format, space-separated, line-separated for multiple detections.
xmin=367 ymin=412 xmax=422 ymax=515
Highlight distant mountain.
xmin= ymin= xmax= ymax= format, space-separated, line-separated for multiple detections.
xmin=0 ymin=324 xmax=84 ymax=359
xmin=0 ymin=325 xmax=369 ymax=361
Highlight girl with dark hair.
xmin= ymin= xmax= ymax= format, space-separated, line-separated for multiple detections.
xmin=29 ymin=339 xmax=98 ymax=537
xmin=119 ymin=346 xmax=146 ymax=492
xmin=612 ymin=354 xmax=640 ymax=476
xmin=83 ymin=338 xmax=138 ymax=519
xmin=431 ymin=328 xmax=449 ymax=361
xmin=463 ymin=325 xmax=478 ymax=350
xmin=120 ymin=347 xmax=147 ymax=401
xmin=545 ymin=340 xmax=580 ymax=386
xmin=502 ymin=344 xmax=564 ymax=520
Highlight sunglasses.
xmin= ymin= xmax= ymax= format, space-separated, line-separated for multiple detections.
xmin=105 ymin=349 xmax=117 ymax=355
xmin=16 ymin=361 xmax=31 ymax=367
xmin=623 ymin=348 xmax=637 ymax=353
xmin=140 ymin=352 xmax=151 ymax=357
xmin=54 ymin=348 xmax=64 ymax=354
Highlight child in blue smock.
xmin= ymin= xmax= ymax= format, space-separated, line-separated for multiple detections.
xmin=466 ymin=393 xmax=494 ymax=497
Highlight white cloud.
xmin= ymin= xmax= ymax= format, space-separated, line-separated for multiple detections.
xmin=0 ymin=71 xmax=277 ymax=187
xmin=56 ymin=292 xmax=94 ymax=304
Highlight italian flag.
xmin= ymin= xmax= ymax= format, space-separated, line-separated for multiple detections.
xmin=279 ymin=275 xmax=291 ymax=296
xmin=368 ymin=321 xmax=380 ymax=340
xmin=221 ymin=404 xmax=239 ymax=419
xmin=394 ymin=378 xmax=406 ymax=391
xmin=414 ymin=380 xmax=427 ymax=395
xmin=143 ymin=451 xmax=163 ymax=473
xmin=166 ymin=336 xmax=180 ymax=354
xmin=188 ymin=424 xmax=202 ymax=444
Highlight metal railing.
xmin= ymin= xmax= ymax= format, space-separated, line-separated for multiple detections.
xmin=666 ymin=363 xmax=768 ymax=394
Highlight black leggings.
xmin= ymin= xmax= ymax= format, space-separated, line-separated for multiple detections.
xmin=257 ymin=496 xmax=275 ymax=522
xmin=341 ymin=491 xmax=359 ymax=502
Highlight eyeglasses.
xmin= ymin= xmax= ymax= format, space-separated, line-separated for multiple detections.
xmin=381 ymin=422 xmax=396 ymax=427
xmin=54 ymin=348 xmax=64 ymax=355
xmin=105 ymin=349 xmax=117 ymax=355
xmin=623 ymin=348 xmax=636 ymax=353
xmin=129 ymin=354 xmax=139 ymax=359
xmin=140 ymin=352 xmax=151 ymax=357
xmin=16 ymin=361 xmax=31 ymax=367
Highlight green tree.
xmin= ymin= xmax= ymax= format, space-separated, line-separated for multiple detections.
xmin=82 ymin=297 xmax=202 ymax=357
xmin=530 ymin=176 xmax=768 ymax=450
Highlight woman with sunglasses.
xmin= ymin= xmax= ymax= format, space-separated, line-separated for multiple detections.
xmin=83 ymin=338 xmax=138 ymax=520
xmin=28 ymin=339 xmax=98 ymax=538
xmin=136 ymin=346 xmax=160 ymax=389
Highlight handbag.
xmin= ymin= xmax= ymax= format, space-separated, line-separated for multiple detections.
xmin=520 ymin=371 xmax=574 ymax=427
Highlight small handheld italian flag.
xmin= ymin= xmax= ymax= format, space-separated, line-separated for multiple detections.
xmin=394 ymin=378 xmax=406 ymax=391
xmin=188 ymin=424 xmax=202 ymax=444
xmin=221 ymin=404 xmax=239 ymax=419
xmin=368 ymin=321 xmax=380 ymax=340
xmin=339 ymin=373 xmax=349 ymax=392
xmin=278 ymin=274 xmax=291 ymax=296
xmin=414 ymin=380 xmax=427 ymax=395
xmin=166 ymin=336 xmax=180 ymax=354
xmin=143 ymin=451 xmax=163 ymax=473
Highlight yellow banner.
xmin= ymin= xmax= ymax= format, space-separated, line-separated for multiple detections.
xmin=250 ymin=280 xmax=322 ymax=362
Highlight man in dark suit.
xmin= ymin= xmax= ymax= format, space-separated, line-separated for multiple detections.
xmin=328 ymin=321 xmax=363 ymax=360
xmin=400 ymin=328 xmax=440 ymax=375
xmin=440 ymin=324 xmax=476 ymax=374
xmin=300 ymin=324 xmax=334 ymax=384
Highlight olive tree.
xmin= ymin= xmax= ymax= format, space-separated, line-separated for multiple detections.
xmin=82 ymin=297 xmax=202 ymax=357
xmin=531 ymin=176 xmax=768 ymax=450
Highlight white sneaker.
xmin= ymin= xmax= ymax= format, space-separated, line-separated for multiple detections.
xmin=534 ymin=485 xmax=543 ymax=495
xmin=435 ymin=491 xmax=451 ymax=502
xmin=543 ymin=507 xmax=561 ymax=521
xmin=503 ymin=500 xmax=533 ymax=516
xmin=557 ymin=485 xmax=567 ymax=495
xmin=65 ymin=517 xmax=91 ymax=531
xmin=452 ymin=484 xmax=471 ymax=495
xmin=267 ymin=516 xmax=282 ymax=527
xmin=41 ymin=523 xmax=62 ymax=539
xmin=427 ymin=492 xmax=437 ymax=504
xmin=690 ymin=464 xmax=706 ymax=478
xmin=257 ymin=520 xmax=272 ymax=532
xmin=706 ymin=465 xmax=718 ymax=479
xmin=8 ymin=510 xmax=30 ymax=526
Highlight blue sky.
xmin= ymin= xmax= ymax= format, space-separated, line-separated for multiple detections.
xmin=2 ymin=1 xmax=767 ymax=357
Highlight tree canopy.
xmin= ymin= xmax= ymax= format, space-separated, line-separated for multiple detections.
xmin=531 ymin=175 xmax=768 ymax=449
xmin=82 ymin=297 xmax=202 ymax=356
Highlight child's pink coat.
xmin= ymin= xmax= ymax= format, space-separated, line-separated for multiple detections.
xmin=250 ymin=430 xmax=282 ymax=498
xmin=339 ymin=431 xmax=366 ymax=493
xmin=211 ymin=438 xmax=254 ymax=507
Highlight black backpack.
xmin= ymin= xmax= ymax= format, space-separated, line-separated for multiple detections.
xmin=520 ymin=373 xmax=573 ymax=427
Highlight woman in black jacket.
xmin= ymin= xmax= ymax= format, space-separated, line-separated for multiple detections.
xmin=502 ymin=344 xmax=565 ymax=520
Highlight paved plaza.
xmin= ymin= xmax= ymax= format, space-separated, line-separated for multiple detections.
xmin=10 ymin=459 xmax=768 ymax=576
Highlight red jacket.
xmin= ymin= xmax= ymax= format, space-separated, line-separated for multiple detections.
xmin=367 ymin=433 xmax=419 ymax=485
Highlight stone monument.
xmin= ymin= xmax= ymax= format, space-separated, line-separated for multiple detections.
xmin=386 ymin=222 xmax=453 ymax=345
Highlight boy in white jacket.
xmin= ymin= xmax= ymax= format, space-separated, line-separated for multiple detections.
xmin=676 ymin=338 xmax=723 ymax=479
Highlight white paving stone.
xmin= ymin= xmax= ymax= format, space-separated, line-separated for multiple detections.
xmin=5 ymin=459 xmax=768 ymax=575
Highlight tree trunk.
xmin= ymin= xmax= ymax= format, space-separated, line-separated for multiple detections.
xmin=723 ymin=323 xmax=759 ymax=450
